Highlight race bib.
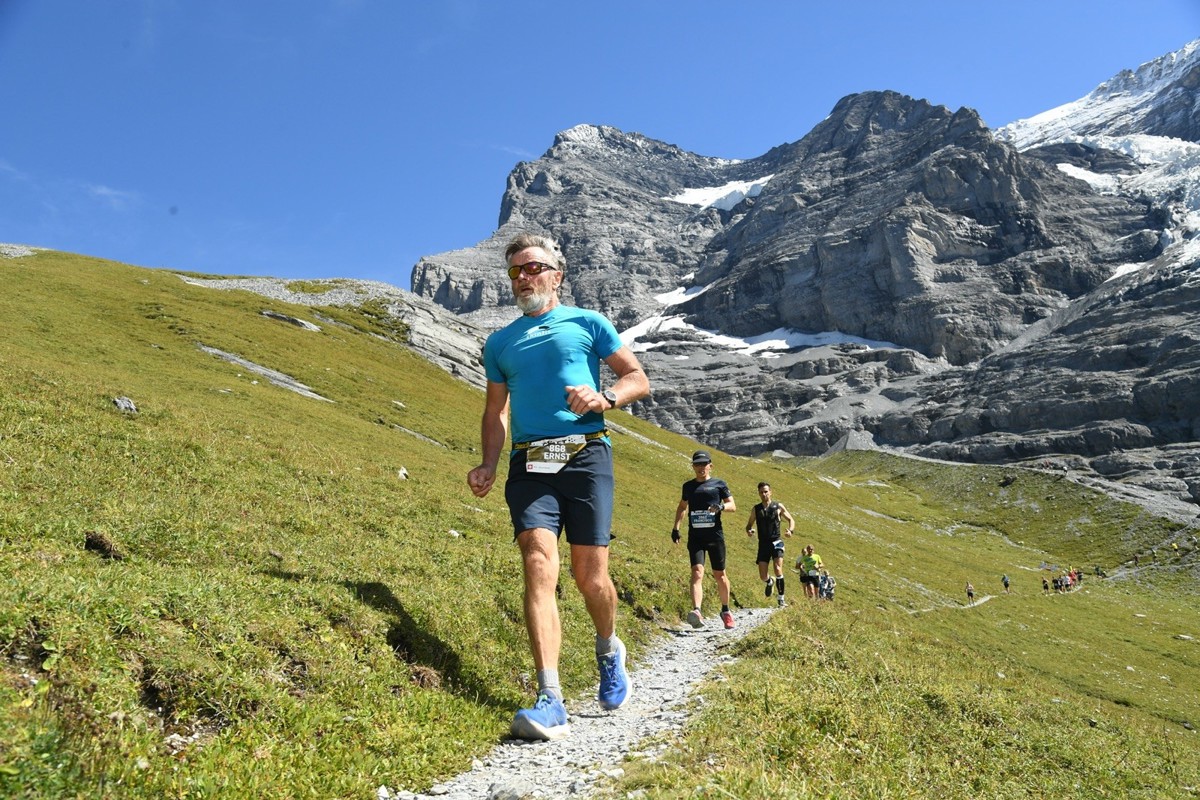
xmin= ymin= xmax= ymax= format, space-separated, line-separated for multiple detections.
xmin=525 ymin=434 xmax=587 ymax=473
xmin=772 ymin=539 xmax=784 ymax=550
xmin=689 ymin=509 xmax=717 ymax=529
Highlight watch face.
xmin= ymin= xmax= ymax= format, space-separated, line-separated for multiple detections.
xmin=603 ymin=390 xmax=618 ymax=406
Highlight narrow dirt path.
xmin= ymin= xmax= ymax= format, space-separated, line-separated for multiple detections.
xmin=905 ymin=593 xmax=994 ymax=614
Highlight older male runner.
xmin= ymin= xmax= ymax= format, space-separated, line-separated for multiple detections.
xmin=468 ymin=232 xmax=650 ymax=741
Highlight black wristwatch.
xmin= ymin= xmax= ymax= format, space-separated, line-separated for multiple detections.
xmin=602 ymin=389 xmax=618 ymax=409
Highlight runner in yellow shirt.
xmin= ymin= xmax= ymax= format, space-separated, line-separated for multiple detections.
xmin=795 ymin=544 xmax=823 ymax=600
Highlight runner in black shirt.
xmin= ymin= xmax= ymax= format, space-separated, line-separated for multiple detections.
xmin=672 ymin=450 xmax=737 ymax=629
xmin=745 ymin=482 xmax=795 ymax=607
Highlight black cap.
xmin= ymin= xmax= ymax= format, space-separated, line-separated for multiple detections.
xmin=691 ymin=450 xmax=712 ymax=464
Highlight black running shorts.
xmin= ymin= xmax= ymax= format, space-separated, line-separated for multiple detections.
xmin=688 ymin=533 xmax=727 ymax=571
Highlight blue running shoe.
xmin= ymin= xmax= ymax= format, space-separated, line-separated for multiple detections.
xmin=510 ymin=693 xmax=570 ymax=741
xmin=597 ymin=638 xmax=630 ymax=710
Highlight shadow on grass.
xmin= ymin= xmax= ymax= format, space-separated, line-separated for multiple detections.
xmin=343 ymin=580 xmax=511 ymax=711
xmin=260 ymin=569 xmax=510 ymax=710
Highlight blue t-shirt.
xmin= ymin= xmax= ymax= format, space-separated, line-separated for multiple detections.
xmin=483 ymin=305 xmax=623 ymax=445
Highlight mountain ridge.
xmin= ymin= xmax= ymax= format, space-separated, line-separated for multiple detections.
xmin=998 ymin=38 xmax=1200 ymax=147
xmin=406 ymin=39 xmax=1200 ymax=508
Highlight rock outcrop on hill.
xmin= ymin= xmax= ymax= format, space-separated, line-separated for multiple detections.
xmin=178 ymin=276 xmax=489 ymax=389
xmin=409 ymin=40 xmax=1200 ymax=507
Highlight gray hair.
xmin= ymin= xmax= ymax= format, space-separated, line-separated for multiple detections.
xmin=504 ymin=233 xmax=566 ymax=271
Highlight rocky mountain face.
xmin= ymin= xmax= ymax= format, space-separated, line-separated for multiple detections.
xmin=409 ymin=40 xmax=1200 ymax=508
xmin=410 ymin=123 xmax=757 ymax=332
xmin=880 ymin=245 xmax=1200 ymax=497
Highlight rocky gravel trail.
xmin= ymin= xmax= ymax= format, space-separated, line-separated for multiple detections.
xmin=382 ymin=606 xmax=780 ymax=800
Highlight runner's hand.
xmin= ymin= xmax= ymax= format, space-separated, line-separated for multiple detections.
xmin=671 ymin=529 xmax=681 ymax=544
xmin=564 ymin=385 xmax=604 ymax=415
xmin=467 ymin=464 xmax=496 ymax=498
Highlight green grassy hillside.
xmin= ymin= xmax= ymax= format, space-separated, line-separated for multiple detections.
xmin=620 ymin=454 xmax=1199 ymax=798
xmin=1 ymin=249 xmax=1196 ymax=799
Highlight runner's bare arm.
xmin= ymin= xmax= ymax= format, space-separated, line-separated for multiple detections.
xmin=467 ymin=380 xmax=509 ymax=498
xmin=672 ymin=498 xmax=689 ymax=544
xmin=779 ymin=504 xmax=795 ymax=535
xmin=673 ymin=498 xmax=688 ymax=529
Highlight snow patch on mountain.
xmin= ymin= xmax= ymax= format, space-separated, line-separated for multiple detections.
xmin=1056 ymin=134 xmax=1200 ymax=235
xmin=998 ymin=39 xmax=1200 ymax=265
xmin=664 ymin=175 xmax=774 ymax=211
xmin=620 ymin=312 xmax=900 ymax=357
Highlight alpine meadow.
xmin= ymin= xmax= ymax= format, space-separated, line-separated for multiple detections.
xmin=1 ymin=249 xmax=1197 ymax=799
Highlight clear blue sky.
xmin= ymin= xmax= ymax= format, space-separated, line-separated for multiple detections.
xmin=2 ymin=2 xmax=1197 ymax=289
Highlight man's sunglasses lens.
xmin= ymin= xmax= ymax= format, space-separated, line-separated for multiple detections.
xmin=507 ymin=261 xmax=555 ymax=279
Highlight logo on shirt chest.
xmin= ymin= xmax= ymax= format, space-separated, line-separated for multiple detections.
xmin=518 ymin=325 xmax=553 ymax=344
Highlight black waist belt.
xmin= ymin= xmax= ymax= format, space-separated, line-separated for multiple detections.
xmin=513 ymin=429 xmax=608 ymax=451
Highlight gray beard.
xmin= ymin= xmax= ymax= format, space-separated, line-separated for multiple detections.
xmin=516 ymin=290 xmax=553 ymax=315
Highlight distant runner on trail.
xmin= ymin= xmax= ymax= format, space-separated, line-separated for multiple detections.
xmin=795 ymin=544 xmax=824 ymax=600
xmin=965 ymin=581 xmax=975 ymax=605
xmin=467 ymin=232 xmax=649 ymax=742
xmin=673 ymin=450 xmax=737 ymax=630
xmin=745 ymin=482 xmax=794 ymax=607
